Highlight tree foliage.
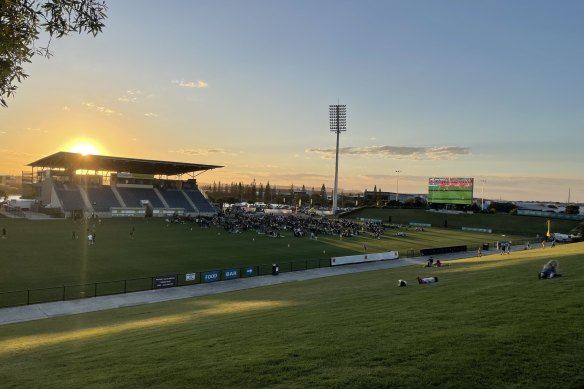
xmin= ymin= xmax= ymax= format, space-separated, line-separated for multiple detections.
xmin=0 ymin=0 xmax=107 ymax=107
xmin=565 ymin=204 xmax=579 ymax=215
xmin=488 ymin=201 xmax=517 ymax=214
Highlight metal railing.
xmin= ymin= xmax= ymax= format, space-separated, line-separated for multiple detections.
xmin=0 ymin=258 xmax=332 ymax=308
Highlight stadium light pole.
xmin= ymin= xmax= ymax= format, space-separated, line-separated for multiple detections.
xmin=481 ymin=179 xmax=486 ymax=211
xmin=395 ymin=170 xmax=402 ymax=203
xmin=329 ymin=104 xmax=346 ymax=214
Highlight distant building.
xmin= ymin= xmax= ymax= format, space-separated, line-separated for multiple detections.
xmin=363 ymin=190 xmax=425 ymax=205
xmin=0 ymin=175 xmax=21 ymax=194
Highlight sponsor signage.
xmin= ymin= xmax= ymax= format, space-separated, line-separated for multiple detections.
xmin=331 ymin=251 xmax=399 ymax=266
xmin=223 ymin=268 xmax=240 ymax=280
xmin=203 ymin=270 xmax=220 ymax=283
xmin=409 ymin=222 xmax=431 ymax=227
xmin=185 ymin=272 xmax=197 ymax=282
xmin=153 ymin=275 xmax=177 ymax=289
xmin=244 ymin=266 xmax=256 ymax=277
xmin=117 ymin=172 xmax=155 ymax=180
xmin=462 ymin=227 xmax=492 ymax=234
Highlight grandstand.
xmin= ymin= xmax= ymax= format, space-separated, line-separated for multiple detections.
xmin=24 ymin=152 xmax=222 ymax=218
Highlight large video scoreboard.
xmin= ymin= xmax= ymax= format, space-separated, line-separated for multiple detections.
xmin=428 ymin=177 xmax=474 ymax=205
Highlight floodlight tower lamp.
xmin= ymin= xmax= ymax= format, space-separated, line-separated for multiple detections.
xmin=329 ymin=104 xmax=347 ymax=214
xmin=481 ymin=179 xmax=486 ymax=211
xmin=395 ymin=170 xmax=402 ymax=203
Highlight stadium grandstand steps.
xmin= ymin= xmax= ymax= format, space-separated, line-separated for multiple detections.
xmin=55 ymin=186 xmax=86 ymax=211
xmin=116 ymin=187 xmax=165 ymax=208
xmin=152 ymin=188 xmax=170 ymax=208
xmin=158 ymin=189 xmax=196 ymax=211
xmin=184 ymin=189 xmax=216 ymax=213
xmin=86 ymin=186 xmax=122 ymax=212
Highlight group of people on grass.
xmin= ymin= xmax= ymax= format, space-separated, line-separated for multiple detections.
xmin=414 ymin=246 xmax=564 ymax=287
xmin=425 ymin=256 xmax=446 ymax=268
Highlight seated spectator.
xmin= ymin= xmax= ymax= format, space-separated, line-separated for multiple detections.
xmin=539 ymin=260 xmax=562 ymax=279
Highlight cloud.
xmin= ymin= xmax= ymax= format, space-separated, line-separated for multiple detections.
xmin=23 ymin=127 xmax=48 ymax=134
xmin=62 ymin=106 xmax=70 ymax=111
xmin=0 ymin=131 xmax=6 ymax=135
xmin=171 ymin=79 xmax=208 ymax=89
xmin=305 ymin=145 xmax=471 ymax=160
xmin=169 ymin=148 xmax=225 ymax=156
xmin=144 ymin=112 xmax=159 ymax=118
xmin=82 ymin=102 xmax=120 ymax=116
xmin=117 ymin=89 xmax=142 ymax=103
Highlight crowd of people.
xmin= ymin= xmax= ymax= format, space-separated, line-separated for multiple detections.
xmin=166 ymin=211 xmax=392 ymax=240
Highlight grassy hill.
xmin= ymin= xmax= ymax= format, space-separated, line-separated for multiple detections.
xmin=0 ymin=243 xmax=582 ymax=388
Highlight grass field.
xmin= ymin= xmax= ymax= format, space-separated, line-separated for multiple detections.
xmin=0 ymin=215 xmax=535 ymax=293
xmin=0 ymin=242 xmax=582 ymax=388
xmin=344 ymin=208 xmax=579 ymax=236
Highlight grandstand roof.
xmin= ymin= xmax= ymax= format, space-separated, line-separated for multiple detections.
xmin=28 ymin=152 xmax=223 ymax=176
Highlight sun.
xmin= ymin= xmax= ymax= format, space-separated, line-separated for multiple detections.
xmin=68 ymin=141 xmax=101 ymax=156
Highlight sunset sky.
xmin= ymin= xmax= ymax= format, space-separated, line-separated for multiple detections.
xmin=1 ymin=0 xmax=583 ymax=202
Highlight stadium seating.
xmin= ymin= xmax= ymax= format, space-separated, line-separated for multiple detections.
xmin=53 ymin=182 xmax=214 ymax=215
xmin=184 ymin=189 xmax=215 ymax=213
xmin=158 ymin=189 xmax=196 ymax=211
xmin=116 ymin=187 xmax=165 ymax=208
xmin=55 ymin=187 xmax=86 ymax=211
xmin=87 ymin=186 xmax=122 ymax=211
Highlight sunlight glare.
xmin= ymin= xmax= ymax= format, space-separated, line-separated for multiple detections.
xmin=70 ymin=143 xmax=100 ymax=156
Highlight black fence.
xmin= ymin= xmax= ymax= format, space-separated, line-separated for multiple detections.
xmin=420 ymin=245 xmax=468 ymax=256
xmin=0 ymin=258 xmax=332 ymax=309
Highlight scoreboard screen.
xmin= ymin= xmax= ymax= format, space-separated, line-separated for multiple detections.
xmin=428 ymin=177 xmax=474 ymax=205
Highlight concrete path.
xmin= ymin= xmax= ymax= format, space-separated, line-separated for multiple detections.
xmin=0 ymin=246 xmax=521 ymax=326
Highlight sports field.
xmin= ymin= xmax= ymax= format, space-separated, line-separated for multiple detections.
xmin=344 ymin=208 xmax=578 ymax=237
xmin=0 ymin=242 xmax=582 ymax=388
xmin=0 ymin=212 xmax=545 ymax=292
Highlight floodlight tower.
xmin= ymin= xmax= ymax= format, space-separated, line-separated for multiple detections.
xmin=395 ymin=170 xmax=402 ymax=202
xmin=481 ymin=179 xmax=486 ymax=211
xmin=329 ymin=104 xmax=346 ymax=214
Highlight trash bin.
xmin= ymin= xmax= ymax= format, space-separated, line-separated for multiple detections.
xmin=272 ymin=264 xmax=279 ymax=276
xmin=482 ymin=243 xmax=489 ymax=251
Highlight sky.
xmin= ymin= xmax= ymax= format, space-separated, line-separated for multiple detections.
xmin=1 ymin=0 xmax=583 ymax=202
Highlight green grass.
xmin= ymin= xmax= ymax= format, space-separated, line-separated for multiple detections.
xmin=0 ymin=216 xmax=532 ymax=293
xmin=345 ymin=207 xmax=579 ymax=236
xmin=0 ymin=243 xmax=582 ymax=388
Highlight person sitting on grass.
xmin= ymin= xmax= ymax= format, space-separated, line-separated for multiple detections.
xmin=538 ymin=260 xmax=562 ymax=280
xmin=417 ymin=276 xmax=438 ymax=284
xmin=425 ymin=257 xmax=434 ymax=267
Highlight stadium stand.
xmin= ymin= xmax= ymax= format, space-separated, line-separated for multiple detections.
xmin=25 ymin=152 xmax=223 ymax=218
xmin=55 ymin=187 xmax=86 ymax=211
xmin=158 ymin=189 xmax=196 ymax=211
xmin=86 ymin=186 xmax=121 ymax=212
xmin=184 ymin=189 xmax=216 ymax=213
xmin=116 ymin=187 xmax=165 ymax=208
